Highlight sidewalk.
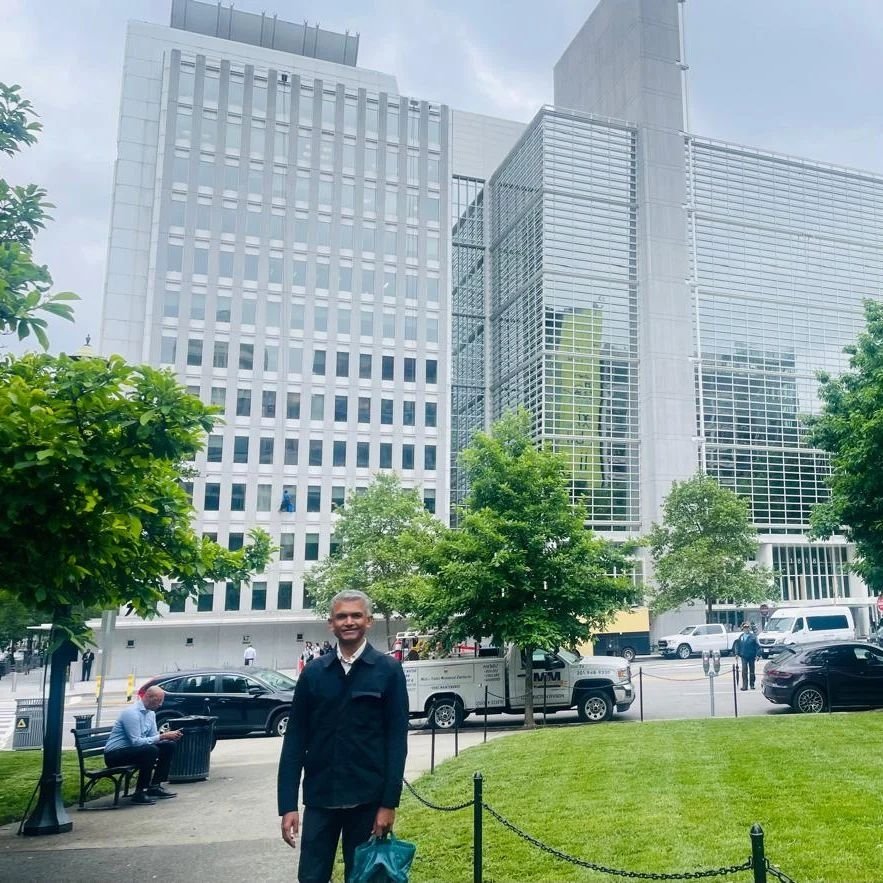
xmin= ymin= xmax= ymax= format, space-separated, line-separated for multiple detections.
xmin=0 ymin=726 xmax=510 ymax=882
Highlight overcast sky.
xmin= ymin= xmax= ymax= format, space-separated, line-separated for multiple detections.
xmin=4 ymin=0 xmax=883 ymax=356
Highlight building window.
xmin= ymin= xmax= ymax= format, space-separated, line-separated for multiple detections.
xmin=257 ymin=484 xmax=272 ymax=511
xmin=287 ymin=392 xmax=301 ymax=419
xmin=425 ymin=445 xmax=436 ymax=470
xmin=204 ymin=483 xmax=220 ymax=511
xmin=356 ymin=442 xmax=370 ymax=468
xmin=358 ymin=397 xmax=371 ymax=424
xmin=213 ymin=341 xmax=228 ymax=368
xmin=372 ymin=444 xmax=394 ymax=474
xmin=233 ymin=436 xmax=249 ymax=464
xmin=210 ymin=387 xmax=226 ymax=409
xmin=382 ymin=355 xmax=394 ymax=380
xmin=238 ymin=343 xmax=254 ymax=371
xmin=423 ymin=489 xmax=436 ymax=514
xmin=307 ymin=486 xmax=321 ymax=513
xmin=336 ymin=351 xmax=349 ymax=377
xmin=230 ymin=483 xmax=246 ymax=511
xmin=236 ymin=389 xmax=251 ymax=417
xmin=380 ymin=399 xmax=393 ymax=425
xmin=310 ymin=393 xmax=324 ymax=421
xmin=207 ymin=435 xmax=223 ymax=463
xmin=425 ymin=402 xmax=437 ymax=427
xmin=402 ymin=444 xmax=415 ymax=470
xmin=228 ymin=532 xmax=244 ymax=551
xmin=309 ymin=439 xmax=323 ymax=466
xmin=277 ymin=581 xmax=293 ymax=610
xmin=312 ymin=349 xmax=326 ymax=375
xmin=404 ymin=358 xmax=416 ymax=383
xmin=187 ymin=339 xmax=203 ymax=366
xmin=262 ymin=390 xmax=276 ymax=418
xmin=279 ymin=533 xmax=295 ymax=561
xmin=426 ymin=359 xmax=438 ymax=384
xmin=197 ymin=589 xmax=214 ymax=612
xmin=331 ymin=486 xmax=346 ymax=510
xmin=259 ymin=437 xmax=274 ymax=465
xmin=359 ymin=353 xmax=372 ymax=379
xmin=251 ymin=583 xmax=267 ymax=611
xmin=305 ymin=533 xmax=320 ymax=561
xmin=334 ymin=395 xmax=348 ymax=423
xmin=333 ymin=440 xmax=347 ymax=466
xmin=403 ymin=401 xmax=416 ymax=426
xmin=284 ymin=439 xmax=298 ymax=465
xmin=225 ymin=582 xmax=241 ymax=611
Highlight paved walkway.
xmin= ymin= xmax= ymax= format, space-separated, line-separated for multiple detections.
xmin=0 ymin=725 xmax=509 ymax=882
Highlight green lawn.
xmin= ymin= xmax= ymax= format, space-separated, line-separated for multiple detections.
xmin=397 ymin=714 xmax=883 ymax=883
xmin=0 ymin=751 xmax=115 ymax=826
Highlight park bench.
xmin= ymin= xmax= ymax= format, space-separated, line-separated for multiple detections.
xmin=71 ymin=726 xmax=138 ymax=809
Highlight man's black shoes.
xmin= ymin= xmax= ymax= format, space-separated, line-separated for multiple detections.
xmin=131 ymin=791 xmax=156 ymax=805
xmin=146 ymin=785 xmax=177 ymax=799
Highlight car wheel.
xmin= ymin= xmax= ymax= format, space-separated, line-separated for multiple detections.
xmin=270 ymin=710 xmax=289 ymax=737
xmin=156 ymin=714 xmax=177 ymax=733
xmin=428 ymin=697 xmax=463 ymax=730
xmin=621 ymin=647 xmax=637 ymax=663
xmin=792 ymin=685 xmax=826 ymax=714
xmin=576 ymin=690 xmax=613 ymax=723
xmin=676 ymin=644 xmax=692 ymax=660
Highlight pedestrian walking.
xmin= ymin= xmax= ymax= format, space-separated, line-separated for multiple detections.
xmin=243 ymin=643 xmax=257 ymax=667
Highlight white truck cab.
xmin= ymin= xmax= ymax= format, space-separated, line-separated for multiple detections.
xmin=403 ymin=645 xmax=634 ymax=728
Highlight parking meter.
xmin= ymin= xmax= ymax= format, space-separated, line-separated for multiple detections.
xmin=712 ymin=649 xmax=721 ymax=674
xmin=702 ymin=650 xmax=710 ymax=675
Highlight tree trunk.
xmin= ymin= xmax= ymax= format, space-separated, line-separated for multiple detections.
xmin=706 ymin=594 xmax=714 ymax=622
xmin=522 ymin=645 xmax=536 ymax=729
xmin=384 ymin=613 xmax=392 ymax=649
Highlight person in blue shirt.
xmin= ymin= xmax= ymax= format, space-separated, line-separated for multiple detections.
xmin=104 ymin=686 xmax=184 ymax=804
xmin=735 ymin=622 xmax=760 ymax=690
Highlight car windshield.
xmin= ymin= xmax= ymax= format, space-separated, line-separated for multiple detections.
xmin=254 ymin=669 xmax=296 ymax=691
xmin=556 ymin=648 xmax=581 ymax=664
xmin=765 ymin=617 xmax=794 ymax=634
xmin=680 ymin=626 xmax=695 ymax=635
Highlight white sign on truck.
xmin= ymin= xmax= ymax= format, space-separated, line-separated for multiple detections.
xmin=403 ymin=645 xmax=634 ymax=728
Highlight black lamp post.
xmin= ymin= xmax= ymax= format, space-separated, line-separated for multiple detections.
xmin=23 ymin=630 xmax=79 ymax=835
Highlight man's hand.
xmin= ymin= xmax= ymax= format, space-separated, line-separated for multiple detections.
xmin=160 ymin=729 xmax=183 ymax=742
xmin=372 ymin=807 xmax=396 ymax=837
xmin=281 ymin=811 xmax=299 ymax=848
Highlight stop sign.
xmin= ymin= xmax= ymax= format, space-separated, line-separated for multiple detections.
xmin=759 ymin=604 xmax=770 ymax=617
xmin=876 ymin=595 xmax=883 ymax=614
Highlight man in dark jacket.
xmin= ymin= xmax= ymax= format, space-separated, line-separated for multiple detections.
xmin=278 ymin=590 xmax=409 ymax=882
xmin=735 ymin=622 xmax=760 ymax=690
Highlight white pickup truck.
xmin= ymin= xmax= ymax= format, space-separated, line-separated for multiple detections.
xmin=402 ymin=646 xmax=634 ymax=728
xmin=656 ymin=623 xmax=741 ymax=659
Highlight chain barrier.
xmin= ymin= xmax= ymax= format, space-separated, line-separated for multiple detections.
xmin=401 ymin=777 xmax=474 ymax=812
xmin=481 ymin=801 xmax=754 ymax=880
xmin=766 ymin=861 xmax=798 ymax=883
xmin=640 ymin=671 xmax=712 ymax=683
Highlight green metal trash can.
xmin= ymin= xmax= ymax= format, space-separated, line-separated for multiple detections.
xmin=167 ymin=715 xmax=217 ymax=782
xmin=12 ymin=698 xmax=46 ymax=750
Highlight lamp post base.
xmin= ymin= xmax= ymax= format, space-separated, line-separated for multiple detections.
xmin=22 ymin=774 xmax=72 ymax=836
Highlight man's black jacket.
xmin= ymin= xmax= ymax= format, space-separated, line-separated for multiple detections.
xmin=277 ymin=642 xmax=409 ymax=814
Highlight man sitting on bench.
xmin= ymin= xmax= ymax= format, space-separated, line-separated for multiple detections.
xmin=104 ymin=686 xmax=183 ymax=805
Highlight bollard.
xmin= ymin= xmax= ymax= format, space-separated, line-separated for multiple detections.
xmin=473 ymin=772 xmax=483 ymax=883
xmin=11 ymin=669 xmax=17 ymax=694
xmin=542 ymin=676 xmax=548 ymax=725
xmin=126 ymin=673 xmax=135 ymax=703
xmin=430 ymin=713 xmax=436 ymax=774
xmin=95 ymin=674 xmax=102 ymax=699
xmin=733 ymin=664 xmax=739 ymax=718
xmin=825 ymin=658 xmax=832 ymax=714
xmin=454 ymin=715 xmax=459 ymax=758
xmin=750 ymin=823 xmax=767 ymax=883
xmin=483 ymin=686 xmax=488 ymax=744
xmin=638 ymin=667 xmax=643 ymax=722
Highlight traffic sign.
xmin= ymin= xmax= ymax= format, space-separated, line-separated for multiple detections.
xmin=759 ymin=604 xmax=770 ymax=616
xmin=15 ymin=717 xmax=29 ymax=731
xmin=876 ymin=595 xmax=883 ymax=614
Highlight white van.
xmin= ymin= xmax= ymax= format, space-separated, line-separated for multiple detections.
xmin=757 ymin=605 xmax=855 ymax=657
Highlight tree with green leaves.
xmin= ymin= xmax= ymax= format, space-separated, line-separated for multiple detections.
xmin=806 ymin=299 xmax=883 ymax=591
xmin=646 ymin=473 xmax=772 ymax=619
xmin=304 ymin=473 xmax=442 ymax=647
xmin=417 ymin=408 xmax=638 ymax=728
xmin=0 ymin=82 xmax=77 ymax=347
xmin=0 ymin=352 xmax=273 ymax=833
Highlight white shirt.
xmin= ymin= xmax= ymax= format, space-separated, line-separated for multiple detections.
xmin=336 ymin=639 xmax=367 ymax=674
xmin=244 ymin=646 xmax=256 ymax=662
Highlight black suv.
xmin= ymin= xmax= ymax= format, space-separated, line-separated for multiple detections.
xmin=138 ymin=668 xmax=296 ymax=737
xmin=761 ymin=641 xmax=883 ymax=713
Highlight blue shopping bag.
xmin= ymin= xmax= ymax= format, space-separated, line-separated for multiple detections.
xmin=350 ymin=833 xmax=417 ymax=883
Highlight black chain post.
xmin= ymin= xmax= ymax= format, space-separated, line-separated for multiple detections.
xmin=473 ymin=772 xmax=483 ymax=883
xmin=543 ymin=675 xmax=548 ymax=724
xmin=750 ymin=824 xmax=766 ymax=883
xmin=733 ymin=664 xmax=739 ymax=718
xmin=483 ymin=686 xmax=488 ymax=743
xmin=825 ymin=658 xmax=832 ymax=713
xmin=455 ymin=713 xmax=459 ymax=758
xmin=639 ymin=666 xmax=644 ymax=722
xmin=430 ymin=710 xmax=436 ymax=774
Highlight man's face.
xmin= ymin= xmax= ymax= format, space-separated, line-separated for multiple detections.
xmin=143 ymin=689 xmax=165 ymax=711
xmin=329 ymin=599 xmax=372 ymax=646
